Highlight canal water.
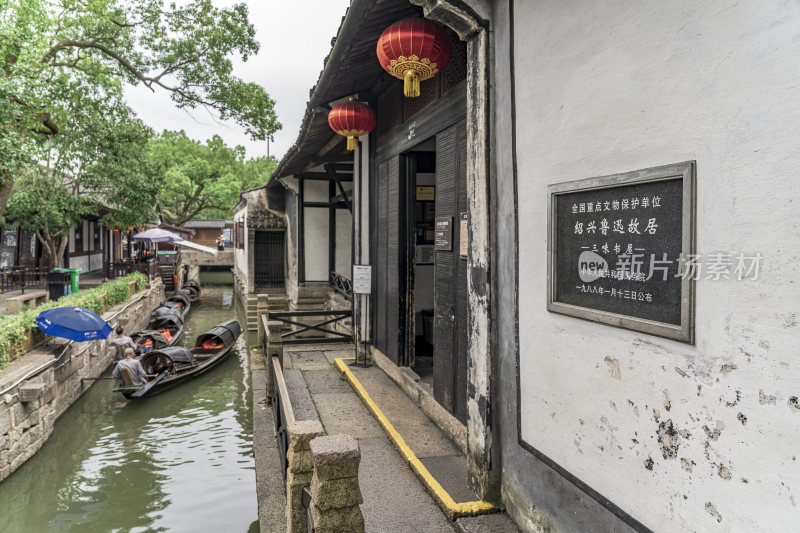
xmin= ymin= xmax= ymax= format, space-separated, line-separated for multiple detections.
xmin=0 ymin=273 xmax=259 ymax=533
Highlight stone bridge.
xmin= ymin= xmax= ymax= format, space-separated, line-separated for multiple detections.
xmin=180 ymin=249 xmax=233 ymax=267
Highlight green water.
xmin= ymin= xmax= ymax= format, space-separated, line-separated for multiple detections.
xmin=0 ymin=275 xmax=259 ymax=533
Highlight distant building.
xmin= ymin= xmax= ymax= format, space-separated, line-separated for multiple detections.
xmin=1 ymin=217 xmax=117 ymax=274
xmin=231 ymin=187 xmax=288 ymax=302
xmin=184 ymin=219 xmax=233 ymax=249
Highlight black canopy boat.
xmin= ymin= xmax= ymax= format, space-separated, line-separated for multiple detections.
xmin=148 ymin=292 xmax=191 ymax=329
xmin=183 ymin=280 xmax=201 ymax=302
xmin=163 ymin=289 xmax=192 ymax=316
xmin=131 ymin=312 xmax=184 ymax=353
xmin=114 ymin=319 xmax=242 ymax=399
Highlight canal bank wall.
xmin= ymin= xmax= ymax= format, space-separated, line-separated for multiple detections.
xmin=0 ymin=280 xmax=165 ymax=483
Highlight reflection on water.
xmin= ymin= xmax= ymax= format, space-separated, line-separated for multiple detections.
xmin=0 ymin=278 xmax=258 ymax=533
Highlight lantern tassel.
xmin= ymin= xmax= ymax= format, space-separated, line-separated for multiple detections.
xmin=404 ymin=70 xmax=421 ymax=98
xmin=346 ymin=136 xmax=358 ymax=151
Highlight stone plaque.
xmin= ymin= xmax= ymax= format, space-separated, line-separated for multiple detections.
xmin=434 ymin=216 xmax=453 ymax=251
xmin=547 ymin=162 xmax=696 ymax=343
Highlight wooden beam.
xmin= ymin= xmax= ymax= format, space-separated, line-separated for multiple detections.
xmin=327 ymin=164 xmax=352 ymax=213
xmin=311 ymin=154 xmax=353 ymax=164
xmin=297 ymin=172 xmax=353 ymax=182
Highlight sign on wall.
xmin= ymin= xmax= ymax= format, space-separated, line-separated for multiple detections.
xmin=352 ymin=265 xmax=372 ymax=294
xmin=547 ymin=161 xmax=696 ymax=343
xmin=434 ymin=216 xmax=453 ymax=251
xmin=459 ymin=212 xmax=468 ymax=258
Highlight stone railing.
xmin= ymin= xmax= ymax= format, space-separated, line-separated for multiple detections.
xmin=262 ymin=313 xmax=364 ymax=533
xmin=306 ymin=435 xmax=364 ymax=533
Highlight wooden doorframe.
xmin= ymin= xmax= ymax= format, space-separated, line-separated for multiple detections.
xmin=402 ymin=152 xmax=418 ymax=370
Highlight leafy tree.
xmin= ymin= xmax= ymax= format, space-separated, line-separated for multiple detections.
xmin=5 ymin=85 xmax=155 ymax=268
xmin=149 ymin=130 xmax=276 ymax=226
xmin=240 ymin=155 xmax=278 ymax=193
xmin=1 ymin=0 xmax=281 ymax=218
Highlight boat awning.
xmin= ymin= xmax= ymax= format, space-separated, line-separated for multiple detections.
xmin=175 ymin=240 xmax=217 ymax=255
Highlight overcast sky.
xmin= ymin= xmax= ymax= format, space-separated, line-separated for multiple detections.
xmin=123 ymin=0 xmax=352 ymax=161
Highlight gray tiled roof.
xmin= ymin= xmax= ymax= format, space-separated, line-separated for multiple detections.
xmin=184 ymin=219 xmax=233 ymax=229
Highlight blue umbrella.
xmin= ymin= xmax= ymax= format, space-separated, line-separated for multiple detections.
xmin=36 ymin=307 xmax=113 ymax=342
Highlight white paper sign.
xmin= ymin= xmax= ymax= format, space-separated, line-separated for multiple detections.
xmin=352 ymin=265 xmax=372 ymax=294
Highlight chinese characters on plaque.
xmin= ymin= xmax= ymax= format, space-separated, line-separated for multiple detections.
xmin=434 ymin=216 xmax=453 ymax=251
xmin=548 ymin=162 xmax=697 ymax=343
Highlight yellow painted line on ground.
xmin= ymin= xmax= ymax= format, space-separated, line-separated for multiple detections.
xmin=334 ymin=357 xmax=494 ymax=520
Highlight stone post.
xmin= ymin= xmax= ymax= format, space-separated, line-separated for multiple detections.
xmin=308 ymin=435 xmax=364 ymax=533
xmin=264 ymin=320 xmax=284 ymax=401
xmin=256 ymin=294 xmax=270 ymax=347
xmin=286 ymin=420 xmax=325 ymax=533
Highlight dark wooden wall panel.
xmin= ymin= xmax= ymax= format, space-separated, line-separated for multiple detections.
xmin=434 ymin=125 xmax=457 ymax=413
xmin=376 ymin=160 xmax=389 ymax=356
xmin=434 ymin=120 xmax=468 ymax=423
xmin=386 ymin=156 xmax=401 ymax=364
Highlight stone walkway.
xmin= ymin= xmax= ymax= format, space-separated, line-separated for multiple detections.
xmin=252 ymin=341 xmax=520 ymax=533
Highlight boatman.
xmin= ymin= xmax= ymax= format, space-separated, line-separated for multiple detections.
xmin=112 ymin=348 xmax=148 ymax=386
xmin=106 ymin=326 xmax=136 ymax=360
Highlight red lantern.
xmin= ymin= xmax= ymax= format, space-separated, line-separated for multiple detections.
xmin=377 ymin=18 xmax=451 ymax=98
xmin=328 ymin=99 xmax=376 ymax=151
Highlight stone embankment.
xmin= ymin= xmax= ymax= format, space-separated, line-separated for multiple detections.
xmin=0 ymin=280 xmax=165 ymax=482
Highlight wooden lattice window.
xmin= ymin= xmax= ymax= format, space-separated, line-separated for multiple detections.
xmin=441 ymin=31 xmax=467 ymax=95
xmin=377 ymin=85 xmax=405 ymax=139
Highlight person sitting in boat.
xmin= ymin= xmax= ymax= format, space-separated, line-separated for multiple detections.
xmin=106 ymin=326 xmax=136 ymax=360
xmin=112 ymin=348 xmax=148 ymax=386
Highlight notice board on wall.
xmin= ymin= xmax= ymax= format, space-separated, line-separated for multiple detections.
xmin=547 ymin=161 xmax=696 ymax=343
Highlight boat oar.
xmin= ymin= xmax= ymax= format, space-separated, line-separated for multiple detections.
xmin=131 ymin=369 xmax=169 ymax=398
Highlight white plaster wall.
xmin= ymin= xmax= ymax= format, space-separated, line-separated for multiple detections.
xmin=335 ymin=209 xmax=352 ymax=275
xmin=514 ymin=1 xmax=800 ymax=531
xmin=304 ymin=180 xmax=329 ymax=203
xmin=233 ymin=208 xmax=248 ymax=286
xmin=304 ymin=207 xmax=329 ymax=281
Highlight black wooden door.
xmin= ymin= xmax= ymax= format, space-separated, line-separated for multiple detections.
xmin=433 ymin=120 xmax=468 ymax=423
xmin=254 ymin=230 xmax=285 ymax=288
xmin=373 ymin=155 xmax=405 ymax=365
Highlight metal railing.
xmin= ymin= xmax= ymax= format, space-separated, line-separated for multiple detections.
xmin=267 ymin=310 xmax=353 ymax=345
xmin=330 ymin=271 xmax=353 ymax=301
xmin=267 ymin=353 xmax=294 ymax=487
xmin=103 ymin=259 xmax=159 ymax=280
xmin=0 ymin=266 xmax=48 ymax=294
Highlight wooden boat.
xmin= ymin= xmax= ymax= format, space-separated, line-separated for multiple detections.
xmin=149 ymin=291 xmax=191 ymax=328
xmin=130 ymin=312 xmax=184 ymax=353
xmin=183 ymin=280 xmax=201 ymax=302
xmin=163 ymin=289 xmax=192 ymax=316
xmin=114 ymin=319 xmax=242 ymax=399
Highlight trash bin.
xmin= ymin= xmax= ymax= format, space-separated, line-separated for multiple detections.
xmin=66 ymin=268 xmax=81 ymax=294
xmin=48 ymin=270 xmax=71 ymax=301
